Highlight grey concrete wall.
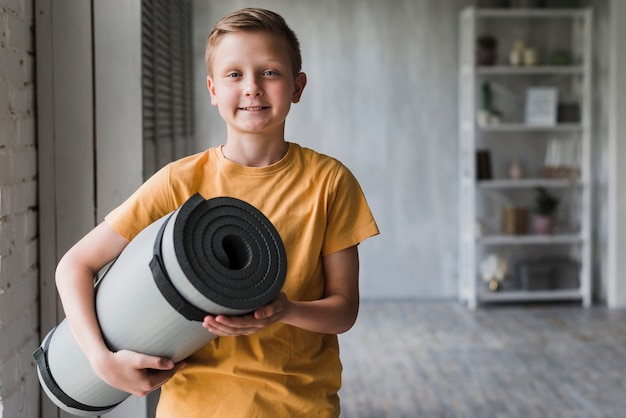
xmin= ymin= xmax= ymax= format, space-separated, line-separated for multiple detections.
xmin=0 ymin=0 xmax=39 ymax=417
xmin=193 ymin=0 xmax=473 ymax=299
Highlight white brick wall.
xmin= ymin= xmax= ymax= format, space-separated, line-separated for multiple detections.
xmin=0 ymin=0 xmax=40 ymax=416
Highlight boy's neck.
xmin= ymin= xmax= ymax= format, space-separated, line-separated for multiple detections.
xmin=221 ymin=135 xmax=289 ymax=167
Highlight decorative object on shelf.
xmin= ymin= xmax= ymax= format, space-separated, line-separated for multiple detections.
xmin=516 ymin=257 xmax=580 ymax=290
xmin=551 ymin=50 xmax=573 ymax=65
xmin=542 ymin=138 xmax=579 ymax=179
xmin=477 ymin=81 xmax=502 ymax=127
xmin=476 ymin=34 xmax=498 ymax=66
xmin=476 ymin=149 xmax=493 ymax=180
xmin=508 ymin=157 xmax=524 ymax=179
xmin=522 ymin=46 xmax=539 ymax=66
xmin=532 ymin=186 xmax=560 ymax=234
xmin=557 ymin=102 xmax=580 ymax=123
xmin=509 ymin=40 xmax=540 ymax=66
xmin=525 ymin=87 xmax=558 ymax=127
xmin=501 ymin=206 xmax=529 ymax=235
xmin=509 ymin=40 xmax=526 ymax=66
xmin=509 ymin=0 xmax=546 ymax=7
xmin=480 ymin=254 xmax=509 ymax=291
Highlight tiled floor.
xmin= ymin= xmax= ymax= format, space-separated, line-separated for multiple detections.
xmin=338 ymin=300 xmax=626 ymax=418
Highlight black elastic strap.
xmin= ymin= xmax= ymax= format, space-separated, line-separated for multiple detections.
xmin=150 ymin=213 xmax=209 ymax=322
xmin=33 ymin=328 xmax=121 ymax=413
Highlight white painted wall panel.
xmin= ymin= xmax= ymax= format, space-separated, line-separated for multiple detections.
xmin=94 ymin=0 xmax=144 ymax=220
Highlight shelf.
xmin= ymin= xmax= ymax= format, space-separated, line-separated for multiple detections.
xmin=478 ymin=234 xmax=583 ymax=245
xmin=479 ymin=123 xmax=583 ymax=133
xmin=477 ymin=178 xmax=581 ymax=189
xmin=458 ymin=6 xmax=592 ymax=309
xmin=476 ymin=65 xmax=584 ymax=75
xmin=477 ymin=288 xmax=582 ymax=303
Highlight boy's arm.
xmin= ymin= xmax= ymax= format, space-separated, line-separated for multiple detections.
xmin=203 ymin=245 xmax=360 ymax=335
xmin=55 ymin=222 xmax=182 ymax=396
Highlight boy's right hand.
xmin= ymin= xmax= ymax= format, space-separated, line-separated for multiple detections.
xmin=91 ymin=349 xmax=184 ymax=397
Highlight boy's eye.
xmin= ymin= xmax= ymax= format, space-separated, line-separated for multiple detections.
xmin=263 ymin=70 xmax=278 ymax=77
xmin=226 ymin=72 xmax=242 ymax=78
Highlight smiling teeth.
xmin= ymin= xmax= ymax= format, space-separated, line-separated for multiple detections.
xmin=243 ymin=107 xmax=263 ymax=111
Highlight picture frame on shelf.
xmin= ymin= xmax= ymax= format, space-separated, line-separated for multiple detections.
xmin=524 ymin=87 xmax=558 ymax=126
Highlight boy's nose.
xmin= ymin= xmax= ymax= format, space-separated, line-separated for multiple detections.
xmin=243 ymin=77 xmax=263 ymax=96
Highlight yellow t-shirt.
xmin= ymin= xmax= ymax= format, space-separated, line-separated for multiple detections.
xmin=105 ymin=143 xmax=379 ymax=417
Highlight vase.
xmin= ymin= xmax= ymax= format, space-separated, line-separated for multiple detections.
xmin=523 ymin=47 xmax=539 ymax=66
xmin=501 ymin=207 xmax=529 ymax=235
xmin=508 ymin=157 xmax=524 ymax=179
xmin=532 ymin=214 xmax=554 ymax=234
xmin=476 ymin=47 xmax=497 ymax=66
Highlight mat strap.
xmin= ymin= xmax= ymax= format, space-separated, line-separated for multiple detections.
xmin=33 ymin=327 xmax=121 ymax=412
xmin=150 ymin=212 xmax=210 ymax=322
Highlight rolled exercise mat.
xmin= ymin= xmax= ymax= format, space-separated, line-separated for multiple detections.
xmin=34 ymin=194 xmax=287 ymax=416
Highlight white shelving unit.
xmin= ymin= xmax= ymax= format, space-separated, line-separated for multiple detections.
xmin=458 ymin=6 xmax=592 ymax=309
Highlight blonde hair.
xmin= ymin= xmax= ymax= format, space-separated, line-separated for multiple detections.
xmin=205 ymin=8 xmax=302 ymax=77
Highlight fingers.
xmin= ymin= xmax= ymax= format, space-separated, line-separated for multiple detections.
xmin=139 ymin=354 xmax=175 ymax=371
xmin=254 ymin=300 xmax=283 ymax=319
xmin=255 ymin=291 xmax=289 ymax=320
xmin=202 ymin=293 xmax=291 ymax=337
xmin=142 ymin=361 xmax=185 ymax=396
xmin=203 ymin=314 xmax=263 ymax=336
xmin=97 ymin=350 xmax=183 ymax=397
xmin=129 ymin=351 xmax=185 ymax=385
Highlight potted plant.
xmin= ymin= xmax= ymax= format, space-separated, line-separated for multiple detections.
xmin=533 ymin=187 xmax=559 ymax=234
xmin=477 ymin=81 xmax=503 ymax=127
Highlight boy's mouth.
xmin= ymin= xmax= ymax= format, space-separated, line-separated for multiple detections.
xmin=240 ymin=106 xmax=266 ymax=111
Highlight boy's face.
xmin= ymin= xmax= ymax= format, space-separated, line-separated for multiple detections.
xmin=207 ymin=31 xmax=306 ymax=139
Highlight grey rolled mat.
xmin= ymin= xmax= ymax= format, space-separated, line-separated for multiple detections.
xmin=34 ymin=194 xmax=287 ymax=416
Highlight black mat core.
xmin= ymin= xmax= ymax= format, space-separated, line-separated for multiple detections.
xmin=172 ymin=194 xmax=287 ymax=311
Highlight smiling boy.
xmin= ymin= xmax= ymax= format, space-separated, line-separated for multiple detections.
xmin=55 ymin=8 xmax=378 ymax=417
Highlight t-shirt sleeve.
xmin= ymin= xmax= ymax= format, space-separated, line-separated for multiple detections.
xmin=321 ymin=163 xmax=379 ymax=256
xmin=104 ymin=164 xmax=177 ymax=241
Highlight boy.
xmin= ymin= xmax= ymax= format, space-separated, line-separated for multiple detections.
xmin=55 ymin=7 xmax=378 ymax=417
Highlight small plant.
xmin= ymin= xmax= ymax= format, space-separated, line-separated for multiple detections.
xmin=481 ymin=81 xmax=493 ymax=111
xmin=477 ymin=81 xmax=503 ymax=126
xmin=534 ymin=187 xmax=559 ymax=216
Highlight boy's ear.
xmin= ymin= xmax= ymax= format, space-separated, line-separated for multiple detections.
xmin=207 ymin=76 xmax=218 ymax=106
xmin=292 ymin=72 xmax=307 ymax=104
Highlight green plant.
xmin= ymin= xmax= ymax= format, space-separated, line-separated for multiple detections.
xmin=477 ymin=34 xmax=497 ymax=50
xmin=481 ymin=81 xmax=493 ymax=111
xmin=534 ymin=187 xmax=559 ymax=216
xmin=480 ymin=81 xmax=502 ymax=118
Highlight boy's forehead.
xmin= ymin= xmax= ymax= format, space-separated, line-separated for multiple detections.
xmin=216 ymin=30 xmax=284 ymax=48
xmin=213 ymin=31 xmax=291 ymax=64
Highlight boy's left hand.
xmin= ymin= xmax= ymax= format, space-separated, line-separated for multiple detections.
xmin=202 ymin=292 xmax=290 ymax=336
